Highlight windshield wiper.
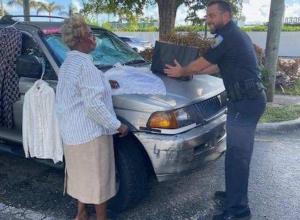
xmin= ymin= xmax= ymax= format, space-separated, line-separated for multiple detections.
xmin=95 ymin=64 xmax=114 ymax=70
xmin=123 ymin=59 xmax=147 ymax=65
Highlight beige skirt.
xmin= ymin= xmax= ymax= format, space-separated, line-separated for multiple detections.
xmin=64 ymin=135 xmax=116 ymax=204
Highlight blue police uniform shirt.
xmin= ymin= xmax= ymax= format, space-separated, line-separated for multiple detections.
xmin=203 ymin=21 xmax=261 ymax=91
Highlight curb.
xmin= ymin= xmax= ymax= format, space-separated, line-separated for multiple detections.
xmin=256 ymin=118 xmax=300 ymax=134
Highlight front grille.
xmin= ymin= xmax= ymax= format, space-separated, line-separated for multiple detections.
xmin=188 ymin=92 xmax=226 ymax=124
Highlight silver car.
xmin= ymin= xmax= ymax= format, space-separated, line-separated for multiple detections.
xmin=118 ymin=36 xmax=153 ymax=52
xmin=0 ymin=17 xmax=226 ymax=212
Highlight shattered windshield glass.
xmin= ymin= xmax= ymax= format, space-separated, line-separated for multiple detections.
xmin=44 ymin=29 xmax=145 ymax=68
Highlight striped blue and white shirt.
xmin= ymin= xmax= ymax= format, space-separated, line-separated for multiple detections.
xmin=55 ymin=50 xmax=121 ymax=145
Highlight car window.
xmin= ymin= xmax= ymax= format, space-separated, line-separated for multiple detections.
xmin=21 ymin=33 xmax=57 ymax=80
xmin=120 ymin=37 xmax=130 ymax=42
xmin=44 ymin=30 xmax=144 ymax=68
xmin=132 ymin=38 xmax=142 ymax=43
xmin=44 ymin=35 xmax=68 ymax=64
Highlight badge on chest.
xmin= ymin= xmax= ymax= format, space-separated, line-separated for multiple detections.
xmin=211 ymin=35 xmax=223 ymax=48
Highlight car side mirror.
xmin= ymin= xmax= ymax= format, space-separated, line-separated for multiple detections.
xmin=16 ymin=55 xmax=45 ymax=78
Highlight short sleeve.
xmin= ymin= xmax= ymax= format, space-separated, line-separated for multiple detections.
xmin=203 ymin=35 xmax=227 ymax=64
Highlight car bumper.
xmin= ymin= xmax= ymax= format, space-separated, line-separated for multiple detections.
xmin=134 ymin=114 xmax=226 ymax=182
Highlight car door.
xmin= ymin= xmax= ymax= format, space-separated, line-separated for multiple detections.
xmin=0 ymin=31 xmax=57 ymax=143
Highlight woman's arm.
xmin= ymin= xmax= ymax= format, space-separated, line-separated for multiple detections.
xmin=79 ymin=61 xmax=121 ymax=131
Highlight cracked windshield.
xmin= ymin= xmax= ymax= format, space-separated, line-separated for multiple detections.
xmin=45 ymin=31 xmax=144 ymax=67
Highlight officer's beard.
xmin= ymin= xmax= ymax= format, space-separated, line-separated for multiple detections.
xmin=209 ymin=27 xmax=216 ymax=34
xmin=209 ymin=22 xmax=225 ymax=34
xmin=208 ymin=25 xmax=217 ymax=34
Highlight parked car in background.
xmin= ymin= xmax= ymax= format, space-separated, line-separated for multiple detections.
xmin=118 ymin=36 xmax=153 ymax=52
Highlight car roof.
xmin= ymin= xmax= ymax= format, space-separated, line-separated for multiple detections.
xmin=24 ymin=21 xmax=105 ymax=31
xmin=0 ymin=16 xmax=107 ymax=33
xmin=26 ymin=21 xmax=63 ymax=29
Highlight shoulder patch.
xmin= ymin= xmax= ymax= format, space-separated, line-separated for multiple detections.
xmin=211 ymin=35 xmax=223 ymax=49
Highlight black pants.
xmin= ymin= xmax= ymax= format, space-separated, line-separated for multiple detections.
xmin=225 ymin=91 xmax=266 ymax=214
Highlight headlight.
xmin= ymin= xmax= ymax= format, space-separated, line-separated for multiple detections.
xmin=147 ymin=108 xmax=195 ymax=129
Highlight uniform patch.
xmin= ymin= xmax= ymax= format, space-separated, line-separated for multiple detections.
xmin=211 ymin=35 xmax=223 ymax=48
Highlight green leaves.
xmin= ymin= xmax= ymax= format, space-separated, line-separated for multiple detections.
xmin=183 ymin=0 xmax=243 ymax=25
xmin=37 ymin=2 xmax=63 ymax=16
xmin=6 ymin=0 xmax=63 ymax=17
xmin=82 ymin=0 xmax=152 ymax=20
xmin=81 ymin=0 xmax=244 ymax=36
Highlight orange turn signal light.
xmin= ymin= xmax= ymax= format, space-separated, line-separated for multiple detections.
xmin=147 ymin=112 xmax=178 ymax=129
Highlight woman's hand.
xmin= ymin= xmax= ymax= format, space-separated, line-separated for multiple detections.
xmin=117 ymin=124 xmax=128 ymax=137
xmin=109 ymin=80 xmax=120 ymax=89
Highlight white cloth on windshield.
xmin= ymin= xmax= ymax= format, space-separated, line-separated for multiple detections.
xmin=22 ymin=80 xmax=63 ymax=163
xmin=104 ymin=63 xmax=166 ymax=96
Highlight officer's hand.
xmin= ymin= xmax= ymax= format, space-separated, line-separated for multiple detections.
xmin=117 ymin=124 xmax=128 ymax=138
xmin=109 ymin=80 xmax=120 ymax=89
xmin=164 ymin=59 xmax=184 ymax=78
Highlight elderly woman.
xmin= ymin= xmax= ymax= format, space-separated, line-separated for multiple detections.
xmin=56 ymin=15 xmax=128 ymax=220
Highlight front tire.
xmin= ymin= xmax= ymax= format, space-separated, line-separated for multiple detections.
xmin=108 ymin=137 xmax=149 ymax=212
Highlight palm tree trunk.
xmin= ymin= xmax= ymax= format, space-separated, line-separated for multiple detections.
xmin=1 ymin=0 xmax=4 ymax=17
xmin=265 ymin=0 xmax=285 ymax=101
xmin=23 ymin=0 xmax=30 ymax=21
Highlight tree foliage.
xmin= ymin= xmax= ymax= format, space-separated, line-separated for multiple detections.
xmin=82 ymin=0 xmax=243 ymax=38
xmin=7 ymin=0 xmax=63 ymax=17
xmin=36 ymin=1 xmax=63 ymax=17
xmin=82 ymin=0 xmax=242 ymax=23
xmin=183 ymin=0 xmax=243 ymax=25
xmin=7 ymin=0 xmax=43 ymax=13
xmin=82 ymin=0 xmax=155 ymax=22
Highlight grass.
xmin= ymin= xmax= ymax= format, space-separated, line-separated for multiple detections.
xmin=270 ymin=79 xmax=300 ymax=122
xmin=242 ymin=25 xmax=300 ymax=32
xmin=276 ymin=79 xmax=300 ymax=96
xmin=260 ymin=104 xmax=300 ymax=123
xmin=253 ymin=75 xmax=300 ymax=122
xmin=103 ymin=24 xmax=300 ymax=32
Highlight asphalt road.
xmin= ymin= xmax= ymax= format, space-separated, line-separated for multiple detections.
xmin=0 ymin=128 xmax=299 ymax=220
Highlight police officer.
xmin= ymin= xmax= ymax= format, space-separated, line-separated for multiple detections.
xmin=164 ymin=1 xmax=266 ymax=220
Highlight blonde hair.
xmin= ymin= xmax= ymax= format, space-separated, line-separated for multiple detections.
xmin=60 ymin=14 xmax=89 ymax=48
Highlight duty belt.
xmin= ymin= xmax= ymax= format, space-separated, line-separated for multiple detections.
xmin=227 ymin=79 xmax=265 ymax=102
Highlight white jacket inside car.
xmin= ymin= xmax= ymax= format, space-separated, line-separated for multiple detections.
xmin=22 ymin=79 xmax=63 ymax=163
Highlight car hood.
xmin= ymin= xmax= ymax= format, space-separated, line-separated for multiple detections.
xmin=112 ymin=73 xmax=225 ymax=113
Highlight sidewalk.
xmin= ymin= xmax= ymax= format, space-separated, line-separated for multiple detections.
xmin=272 ymin=94 xmax=300 ymax=106
xmin=257 ymin=94 xmax=300 ymax=133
